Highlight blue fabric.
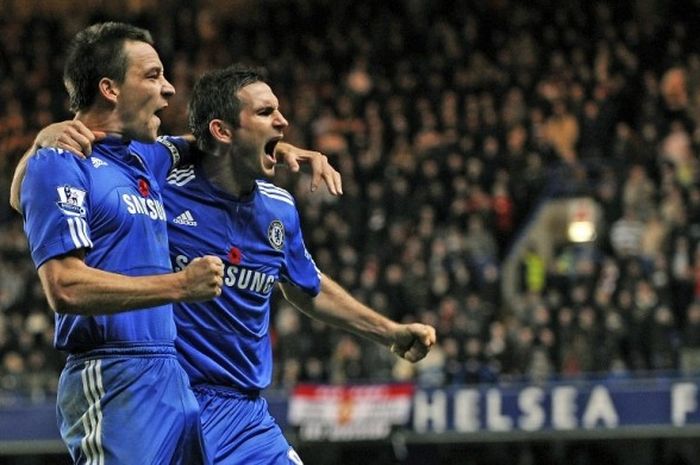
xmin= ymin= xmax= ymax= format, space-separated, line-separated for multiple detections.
xmin=21 ymin=136 xmax=204 ymax=464
xmin=163 ymin=164 xmax=320 ymax=391
xmin=57 ymin=344 xmax=208 ymax=465
xmin=194 ymin=385 xmax=302 ymax=465
xmin=20 ymin=136 xmax=188 ymax=351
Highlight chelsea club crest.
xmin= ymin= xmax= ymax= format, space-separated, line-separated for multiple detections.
xmin=268 ymin=220 xmax=285 ymax=250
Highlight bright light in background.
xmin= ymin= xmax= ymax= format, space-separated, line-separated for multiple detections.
xmin=567 ymin=198 xmax=598 ymax=243
xmin=568 ymin=220 xmax=596 ymax=242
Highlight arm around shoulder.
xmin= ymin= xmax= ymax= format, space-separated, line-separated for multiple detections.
xmin=9 ymin=145 xmax=38 ymax=212
xmin=10 ymin=120 xmax=100 ymax=213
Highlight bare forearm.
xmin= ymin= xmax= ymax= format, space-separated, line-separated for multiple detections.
xmin=282 ymin=274 xmax=398 ymax=347
xmin=9 ymin=146 xmax=36 ymax=212
xmin=282 ymin=274 xmax=436 ymax=363
xmin=39 ymin=257 xmax=188 ymax=316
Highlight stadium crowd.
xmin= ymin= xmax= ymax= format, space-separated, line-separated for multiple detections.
xmin=1 ymin=0 xmax=700 ymax=402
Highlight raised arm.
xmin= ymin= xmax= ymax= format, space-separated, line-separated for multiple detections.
xmin=11 ymin=124 xmax=342 ymax=213
xmin=38 ymin=251 xmax=224 ymax=316
xmin=189 ymin=139 xmax=343 ymax=195
xmin=280 ymin=274 xmax=436 ymax=363
xmin=274 ymin=142 xmax=343 ymax=196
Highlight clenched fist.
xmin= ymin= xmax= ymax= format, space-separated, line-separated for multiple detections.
xmin=181 ymin=255 xmax=224 ymax=301
xmin=389 ymin=323 xmax=437 ymax=363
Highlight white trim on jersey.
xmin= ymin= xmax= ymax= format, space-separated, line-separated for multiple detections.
xmin=80 ymin=360 xmax=105 ymax=465
xmin=257 ymin=181 xmax=295 ymax=206
xmin=167 ymin=166 xmax=196 ymax=186
xmin=156 ymin=136 xmax=181 ymax=167
xmin=67 ymin=217 xmax=93 ymax=249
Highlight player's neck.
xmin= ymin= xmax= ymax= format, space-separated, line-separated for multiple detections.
xmin=74 ymin=110 xmax=125 ymax=139
xmin=202 ymin=150 xmax=256 ymax=199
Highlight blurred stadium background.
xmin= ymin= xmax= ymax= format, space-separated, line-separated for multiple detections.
xmin=2 ymin=0 xmax=700 ymax=463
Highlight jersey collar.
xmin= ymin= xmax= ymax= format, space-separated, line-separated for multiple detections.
xmin=96 ymin=135 xmax=132 ymax=159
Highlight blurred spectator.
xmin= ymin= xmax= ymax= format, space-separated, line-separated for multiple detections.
xmin=680 ymin=302 xmax=700 ymax=374
xmin=610 ymin=209 xmax=645 ymax=258
xmin=2 ymin=0 xmax=700 ymax=398
xmin=544 ymin=100 xmax=579 ymax=163
xmin=521 ymin=244 xmax=547 ymax=295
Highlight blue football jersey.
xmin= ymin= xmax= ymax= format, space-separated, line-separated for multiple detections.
xmin=163 ymin=164 xmax=321 ymax=390
xmin=21 ymin=136 xmax=188 ymax=352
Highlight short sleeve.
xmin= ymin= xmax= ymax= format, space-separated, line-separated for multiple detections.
xmin=280 ymin=207 xmax=322 ymax=296
xmin=21 ymin=149 xmax=93 ymax=268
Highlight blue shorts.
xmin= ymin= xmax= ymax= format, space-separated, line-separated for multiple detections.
xmin=57 ymin=343 xmax=208 ymax=465
xmin=194 ymin=384 xmax=303 ymax=465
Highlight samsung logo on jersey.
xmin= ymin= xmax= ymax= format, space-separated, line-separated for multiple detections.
xmin=122 ymin=194 xmax=166 ymax=221
xmin=173 ymin=255 xmax=276 ymax=294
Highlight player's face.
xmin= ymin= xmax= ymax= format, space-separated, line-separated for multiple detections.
xmin=231 ymin=81 xmax=288 ymax=179
xmin=115 ymin=40 xmax=175 ymax=142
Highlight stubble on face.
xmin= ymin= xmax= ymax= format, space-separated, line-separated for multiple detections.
xmin=232 ymin=82 xmax=286 ymax=180
xmin=115 ymin=40 xmax=174 ymax=142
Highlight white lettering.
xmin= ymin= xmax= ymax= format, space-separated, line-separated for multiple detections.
xmin=299 ymin=423 xmax=391 ymax=441
xmin=146 ymin=198 xmax=157 ymax=219
xmin=122 ymin=194 xmax=136 ymax=214
xmin=122 ymin=194 xmax=166 ymax=221
xmin=552 ymin=386 xmax=577 ymax=430
xmin=672 ymin=383 xmax=698 ymax=426
xmin=130 ymin=195 xmax=143 ymax=214
xmin=174 ymin=255 xmax=189 ymax=272
xmin=413 ymin=391 xmax=447 ymax=433
xmin=518 ymin=387 xmax=545 ymax=431
xmin=486 ymin=388 xmax=512 ymax=431
xmin=137 ymin=197 xmax=149 ymax=215
xmin=251 ymin=271 xmax=267 ymax=292
xmin=237 ymin=269 xmax=252 ymax=289
xmin=454 ymin=389 xmax=480 ymax=432
xmin=582 ymin=386 xmax=618 ymax=428
xmin=225 ymin=266 xmax=239 ymax=287
xmin=263 ymin=276 xmax=276 ymax=294
xmin=177 ymin=256 xmax=275 ymax=294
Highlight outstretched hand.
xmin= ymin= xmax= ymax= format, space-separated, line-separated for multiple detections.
xmin=35 ymin=120 xmax=106 ymax=157
xmin=275 ymin=142 xmax=343 ymax=196
xmin=389 ymin=323 xmax=437 ymax=363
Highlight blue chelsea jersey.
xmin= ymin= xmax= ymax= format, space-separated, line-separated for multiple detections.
xmin=21 ymin=136 xmax=188 ymax=352
xmin=163 ymin=164 xmax=321 ymax=390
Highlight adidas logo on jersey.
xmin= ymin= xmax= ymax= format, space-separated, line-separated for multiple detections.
xmin=173 ymin=210 xmax=197 ymax=226
xmin=91 ymin=157 xmax=108 ymax=168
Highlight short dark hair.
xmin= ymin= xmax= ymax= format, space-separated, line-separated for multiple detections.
xmin=63 ymin=22 xmax=154 ymax=112
xmin=188 ymin=64 xmax=268 ymax=153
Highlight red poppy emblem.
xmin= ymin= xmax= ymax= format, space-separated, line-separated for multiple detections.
xmin=228 ymin=246 xmax=242 ymax=265
xmin=138 ymin=179 xmax=150 ymax=197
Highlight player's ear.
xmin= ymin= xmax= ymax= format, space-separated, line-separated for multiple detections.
xmin=98 ymin=78 xmax=120 ymax=105
xmin=209 ymin=119 xmax=233 ymax=144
